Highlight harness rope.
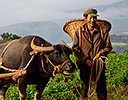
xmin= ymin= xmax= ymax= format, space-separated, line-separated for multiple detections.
xmin=43 ymin=53 xmax=70 ymax=77
xmin=65 ymin=56 xmax=109 ymax=100
xmin=0 ymin=40 xmax=71 ymax=80
xmin=87 ymin=56 xmax=107 ymax=99
xmin=0 ymin=40 xmax=19 ymax=72
xmin=0 ymin=40 xmax=17 ymax=65
xmin=0 ymin=53 xmax=36 ymax=81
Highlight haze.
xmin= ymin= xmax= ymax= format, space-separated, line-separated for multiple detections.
xmin=0 ymin=0 xmax=124 ymax=27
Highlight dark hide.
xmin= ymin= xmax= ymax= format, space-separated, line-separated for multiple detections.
xmin=0 ymin=41 xmax=8 ymax=44
xmin=0 ymin=35 xmax=76 ymax=100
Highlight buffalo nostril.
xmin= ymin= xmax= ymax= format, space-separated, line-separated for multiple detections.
xmin=66 ymin=66 xmax=70 ymax=70
xmin=66 ymin=63 xmax=72 ymax=70
xmin=68 ymin=63 xmax=72 ymax=67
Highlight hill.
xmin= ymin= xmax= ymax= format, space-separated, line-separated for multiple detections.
xmin=0 ymin=21 xmax=72 ymax=44
xmin=0 ymin=0 xmax=127 ymax=46
xmin=67 ymin=0 xmax=128 ymax=35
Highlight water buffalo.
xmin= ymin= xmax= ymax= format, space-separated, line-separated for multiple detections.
xmin=0 ymin=35 xmax=76 ymax=100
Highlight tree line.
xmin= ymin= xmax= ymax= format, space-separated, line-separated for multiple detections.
xmin=110 ymin=34 xmax=128 ymax=43
xmin=0 ymin=32 xmax=21 ymax=41
xmin=0 ymin=33 xmax=128 ymax=43
xmin=0 ymin=32 xmax=128 ymax=53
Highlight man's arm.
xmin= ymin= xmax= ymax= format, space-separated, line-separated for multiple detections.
xmin=99 ymin=31 xmax=112 ymax=56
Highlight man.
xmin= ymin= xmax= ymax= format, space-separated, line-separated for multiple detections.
xmin=72 ymin=8 xmax=112 ymax=100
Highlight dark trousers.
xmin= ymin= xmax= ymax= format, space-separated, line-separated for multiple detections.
xmin=80 ymin=69 xmax=107 ymax=100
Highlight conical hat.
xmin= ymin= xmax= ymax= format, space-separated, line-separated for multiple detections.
xmin=63 ymin=19 xmax=111 ymax=40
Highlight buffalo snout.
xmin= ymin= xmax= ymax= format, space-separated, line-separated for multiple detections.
xmin=62 ymin=61 xmax=76 ymax=76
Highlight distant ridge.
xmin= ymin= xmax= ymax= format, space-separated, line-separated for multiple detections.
xmin=0 ymin=20 xmax=72 ymax=44
xmin=65 ymin=0 xmax=128 ymax=35
xmin=0 ymin=0 xmax=127 ymax=44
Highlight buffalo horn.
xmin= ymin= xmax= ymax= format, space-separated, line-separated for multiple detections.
xmin=31 ymin=37 xmax=54 ymax=53
xmin=61 ymin=40 xmax=72 ymax=51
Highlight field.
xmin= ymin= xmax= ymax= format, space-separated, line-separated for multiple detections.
xmin=4 ymin=52 xmax=128 ymax=99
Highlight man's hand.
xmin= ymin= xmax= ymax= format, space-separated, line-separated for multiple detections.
xmin=85 ymin=59 xmax=93 ymax=67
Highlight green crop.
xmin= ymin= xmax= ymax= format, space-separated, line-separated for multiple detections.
xmin=5 ymin=53 xmax=128 ymax=100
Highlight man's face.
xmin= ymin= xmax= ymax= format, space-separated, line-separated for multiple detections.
xmin=85 ymin=14 xmax=97 ymax=29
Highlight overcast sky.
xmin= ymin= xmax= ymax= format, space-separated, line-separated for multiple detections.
xmin=0 ymin=0 xmax=124 ymax=27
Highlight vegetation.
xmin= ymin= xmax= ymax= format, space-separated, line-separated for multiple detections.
xmin=5 ymin=52 xmax=128 ymax=100
xmin=0 ymin=33 xmax=127 ymax=99
xmin=105 ymin=52 xmax=128 ymax=99
xmin=0 ymin=32 xmax=21 ymax=41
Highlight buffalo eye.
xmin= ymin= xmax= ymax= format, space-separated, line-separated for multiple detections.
xmin=55 ymin=51 xmax=60 ymax=56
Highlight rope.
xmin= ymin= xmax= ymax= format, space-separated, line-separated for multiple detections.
xmin=44 ymin=54 xmax=70 ymax=77
xmin=24 ymin=55 xmax=35 ymax=70
xmin=0 ymin=53 xmax=35 ymax=81
xmin=67 ymin=80 xmax=78 ymax=99
xmin=0 ymin=40 xmax=17 ymax=63
xmin=0 ymin=39 xmax=18 ymax=71
xmin=87 ymin=56 xmax=108 ymax=98
xmin=40 ymin=53 xmax=49 ymax=75
xmin=72 ymin=75 xmax=83 ymax=98
xmin=0 ymin=55 xmax=35 ymax=72
xmin=66 ymin=75 xmax=90 ymax=100
xmin=65 ymin=56 xmax=109 ymax=100
xmin=0 ymin=65 xmax=18 ymax=72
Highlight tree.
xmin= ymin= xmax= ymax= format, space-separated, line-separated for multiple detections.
xmin=123 ymin=49 xmax=128 ymax=53
xmin=1 ymin=33 xmax=21 ymax=41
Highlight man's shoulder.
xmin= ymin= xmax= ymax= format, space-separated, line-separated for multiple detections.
xmin=97 ymin=24 xmax=109 ymax=34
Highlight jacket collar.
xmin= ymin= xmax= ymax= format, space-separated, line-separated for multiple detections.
xmin=82 ymin=23 xmax=100 ymax=32
xmin=81 ymin=23 xmax=100 ymax=43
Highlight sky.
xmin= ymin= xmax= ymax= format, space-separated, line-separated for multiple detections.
xmin=0 ymin=0 xmax=124 ymax=27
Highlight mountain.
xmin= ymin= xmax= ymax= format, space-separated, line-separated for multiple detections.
xmin=0 ymin=20 xmax=72 ymax=44
xmin=66 ymin=0 xmax=128 ymax=35
xmin=0 ymin=0 xmax=127 ymax=44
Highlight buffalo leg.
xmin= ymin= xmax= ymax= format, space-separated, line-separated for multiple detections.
xmin=17 ymin=78 xmax=27 ymax=100
xmin=34 ymin=77 xmax=49 ymax=100
xmin=34 ymin=87 xmax=43 ymax=100
xmin=0 ymin=80 xmax=10 ymax=100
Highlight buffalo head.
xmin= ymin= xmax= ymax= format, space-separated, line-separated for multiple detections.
xmin=31 ymin=37 xmax=76 ymax=76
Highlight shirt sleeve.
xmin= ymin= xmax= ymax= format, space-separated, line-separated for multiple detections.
xmin=99 ymin=31 xmax=112 ymax=56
